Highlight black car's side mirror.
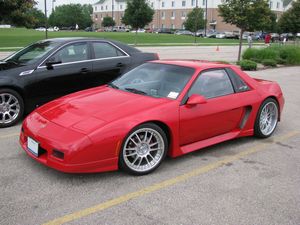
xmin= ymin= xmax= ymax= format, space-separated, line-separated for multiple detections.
xmin=186 ymin=94 xmax=207 ymax=106
xmin=46 ymin=60 xmax=62 ymax=70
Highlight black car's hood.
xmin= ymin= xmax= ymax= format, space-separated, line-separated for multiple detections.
xmin=0 ymin=61 xmax=26 ymax=71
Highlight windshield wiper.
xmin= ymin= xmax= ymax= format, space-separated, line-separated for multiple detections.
xmin=108 ymin=83 xmax=119 ymax=89
xmin=6 ymin=59 xmax=19 ymax=65
xmin=125 ymin=88 xmax=147 ymax=95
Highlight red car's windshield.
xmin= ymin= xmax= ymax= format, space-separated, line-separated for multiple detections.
xmin=111 ymin=63 xmax=195 ymax=99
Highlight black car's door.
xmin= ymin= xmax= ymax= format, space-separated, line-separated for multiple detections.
xmin=25 ymin=41 xmax=92 ymax=106
xmin=85 ymin=41 xmax=131 ymax=87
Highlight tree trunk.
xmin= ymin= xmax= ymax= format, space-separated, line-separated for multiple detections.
xmin=135 ymin=30 xmax=137 ymax=46
xmin=238 ymin=30 xmax=244 ymax=62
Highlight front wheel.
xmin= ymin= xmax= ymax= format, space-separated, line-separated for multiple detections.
xmin=0 ymin=89 xmax=24 ymax=128
xmin=119 ymin=123 xmax=168 ymax=175
xmin=254 ymin=98 xmax=279 ymax=138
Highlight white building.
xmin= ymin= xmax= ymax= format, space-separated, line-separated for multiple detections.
xmin=92 ymin=0 xmax=286 ymax=31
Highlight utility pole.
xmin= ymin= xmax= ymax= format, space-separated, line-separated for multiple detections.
xmin=44 ymin=0 xmax=48 ymax=39
xmin=204 ymin=0 xmax=208 ymax=37
xmin=194 ymin=0 xmax=198 ymax=43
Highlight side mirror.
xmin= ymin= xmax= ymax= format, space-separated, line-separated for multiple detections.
xmin=45 ymin=59 xmax=61 ymax=70
xmin=186 ymin=94 xmax=207 ymax=105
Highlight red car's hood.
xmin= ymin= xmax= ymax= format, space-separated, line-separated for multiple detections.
xmin=36 ymin=86 xmax=170 ymax=133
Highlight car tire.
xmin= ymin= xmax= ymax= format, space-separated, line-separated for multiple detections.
xmin=0 ymin=88 xmax=24 ymax=128
xmin=119 ymin=123 xmax=168 ymax=175
xmin=254 ymin=98 xmax=279 ymax=138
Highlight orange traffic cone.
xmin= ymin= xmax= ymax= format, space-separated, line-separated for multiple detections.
xmin=216 ymin=45 xmax=220 ymax=51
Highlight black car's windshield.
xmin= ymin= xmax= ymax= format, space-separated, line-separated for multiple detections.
xmin=111 ymin=63 xmax=195 ymax=99
xmin=4 ymin=41 xmax=59 ymax=65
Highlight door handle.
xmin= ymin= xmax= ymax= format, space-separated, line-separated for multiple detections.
xmin=80 ymin=68 xmax=89 ymax=74
xmin=116 ymin=63 xmax=124 ymax=68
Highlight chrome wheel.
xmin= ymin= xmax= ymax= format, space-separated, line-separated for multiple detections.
xmin=0 ymin=93 xmax=21 ymax=125
xmin=123 ymin=127 xmax=165 ymax=173
xmin=259 ymin=101 xmax=278 ymax=136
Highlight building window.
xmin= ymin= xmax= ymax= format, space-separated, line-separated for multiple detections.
xmin=101 ymin=6 xmax=103 ymax=10
xmin=101 ymin=14 xmax=103 ymax=18
xmin=162 ymin=24 xmax=165 ymax=28
xmin=202 ymin=0 xmax=205 ymax=6
xmin=162 ymin=1 xmax=165 ymax=7
xmin=172 ymin=1 xmax=175 ymax=7
xmin=162 ymin=11 xmax=165 ymax=19
xmin=95 ymin=6 xmax=97 ymax=11
xmin=182 ymin=24 xmax=185 ymax=29
xmin=95 ymin=14 xmax=98 ymax=19
xmin=171 ymin=24 xmax=175 ymax=29
xmin=181 ymin=11 xmax=186 ymax=18
xmin=276 ymin=2 xmax=280 ymax=9
xmin=171 ymin=11 xmax=175 ymax=19
xmin=120 ymin=4 xmax=123 ymax=9
xmin=105 ymin=5 xmax=108 ymax=10
xmin=269 ymin=1 xmax=273 ymax=9
xmin=182 ymin=1 xmax=186 ymax=7
xmin=151 ymin=2 xmax=154 ymax=7
xmin=191 ymin=0 xmax=195 ymax=6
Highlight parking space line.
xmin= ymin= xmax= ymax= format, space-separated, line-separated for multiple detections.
xmin=0 ymin=132 xmax=19 ymax=139
xmin=42 ymin=131 xmax=299 ymax=225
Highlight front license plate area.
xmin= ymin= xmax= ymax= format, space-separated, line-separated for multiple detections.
xmin=27 ymin=137 xmax=39 ymax=156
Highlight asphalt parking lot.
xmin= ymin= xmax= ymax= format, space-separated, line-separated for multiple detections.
xmin=0 ymin=49 xmax=300 ymax=225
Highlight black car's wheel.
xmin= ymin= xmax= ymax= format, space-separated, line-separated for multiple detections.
xmin=254 ymin=98 xmax=279 ymax=138
xmin=119 ymin=123 xmax=168 ymax=175
xmin=0 ymin=89 xmax=24 ymax=128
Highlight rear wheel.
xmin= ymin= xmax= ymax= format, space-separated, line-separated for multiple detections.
xmin=119 ymin=123 xmax=168 ymax=175
xmin=254 ymin=98 xmax=279 ymax=138
xmin=0 ymin=89 xmax=24 ymax=128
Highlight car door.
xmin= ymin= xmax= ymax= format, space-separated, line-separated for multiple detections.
xmin=179 ymin=68 xmax=251 ymax=146
xmin=25 ymin=42 xmax=92 ymax=106
xmin=85 ymin=41 xmax=131 ymax=88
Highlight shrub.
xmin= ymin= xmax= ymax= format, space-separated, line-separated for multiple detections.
xmin=238 ymin=60 xmax=257 ymax=71
xmin=242 ymin=48 xmax=260 ymax=61
xmin=278 ymin=46 xmax=300 ymax=65
xmin=262 ymin=59 xmax=277 ymax=67
xmin=242 ymin=45 xmax=300 ymax=65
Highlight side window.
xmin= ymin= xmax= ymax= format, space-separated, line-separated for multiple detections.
xmin=226 ymin=68 xmax=250 ymax=92
xmin=92 ymin=42 xmax=125 ymax=59
xmin=188 ymin=69 xmax=234 ymax=99
xmin=50 ymin=42 xmax=88 ymax=63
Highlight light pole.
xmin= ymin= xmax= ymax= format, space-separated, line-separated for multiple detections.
xmin=44 ymin=0 xmax=48 ymax=39
xmin=194 ymin=0 xmax=198 ymax=43
xmin=204 ymin=0 xmax=208 ymax=37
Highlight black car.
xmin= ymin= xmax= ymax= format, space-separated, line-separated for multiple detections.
xmin=0 ymin=38 xmax=159 ymax=127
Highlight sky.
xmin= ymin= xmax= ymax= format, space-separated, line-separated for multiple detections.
xmin=36 ymin=0 xmax=97 ymax=14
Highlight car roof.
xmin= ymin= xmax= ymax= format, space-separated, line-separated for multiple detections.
xmin=151 ymin=59 xmax=234 ymax=70
xmin=38 ymin=37 xmax=141 ymax=53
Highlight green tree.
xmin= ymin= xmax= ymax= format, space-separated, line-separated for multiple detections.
xmin=49 ymin=4 xmax=93 ymax=29
xmin=184 ymin=7 xmax=205 ymax=32
xmin=0 ymin=0 xmax=37 ymax=26
xmin=101 ymin=16 xmax=115 ymax=27
xmin=122 ymin=0 xmax=154 ymax=44
xmin=278 ymin=0 xmax=300 ymax=36
xmin=218 ymin=0 xmax=274 ymax=61
xmin=25 ymin=8 xmax=46 ymax=28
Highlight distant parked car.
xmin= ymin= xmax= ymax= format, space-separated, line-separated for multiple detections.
xmin=35 ymin=27 xmax=46 ymax=32
xmin=194 ymin=29 xmax=204 ymax=37
xmin=174 ymin=29 xmax=193 ymax=35
xmin=131 ymin=29 xmax=146 ymax=33
xmin=270 ymin=33 xmax=280 ymax=42
xmin=206 ymin=31 xmax=218 ymax=38
xmin=155 ymin=28 xmax=173 ymax=34
xmin=113 ymin=26 xmax=129 ymax=32
xmin=0 ymin=38 xmax=159 ymax=127
xmin=216 ymin=32 xmax=226 ymax=39
xmin=84 ymin=27 xmax=94 ymax=32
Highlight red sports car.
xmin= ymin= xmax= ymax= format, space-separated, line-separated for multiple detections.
xmin=20 ymin=60 xmax=284 ymax=175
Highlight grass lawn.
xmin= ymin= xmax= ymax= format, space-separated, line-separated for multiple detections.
xmin=0 ymin=28 xmax=258 ymax=50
